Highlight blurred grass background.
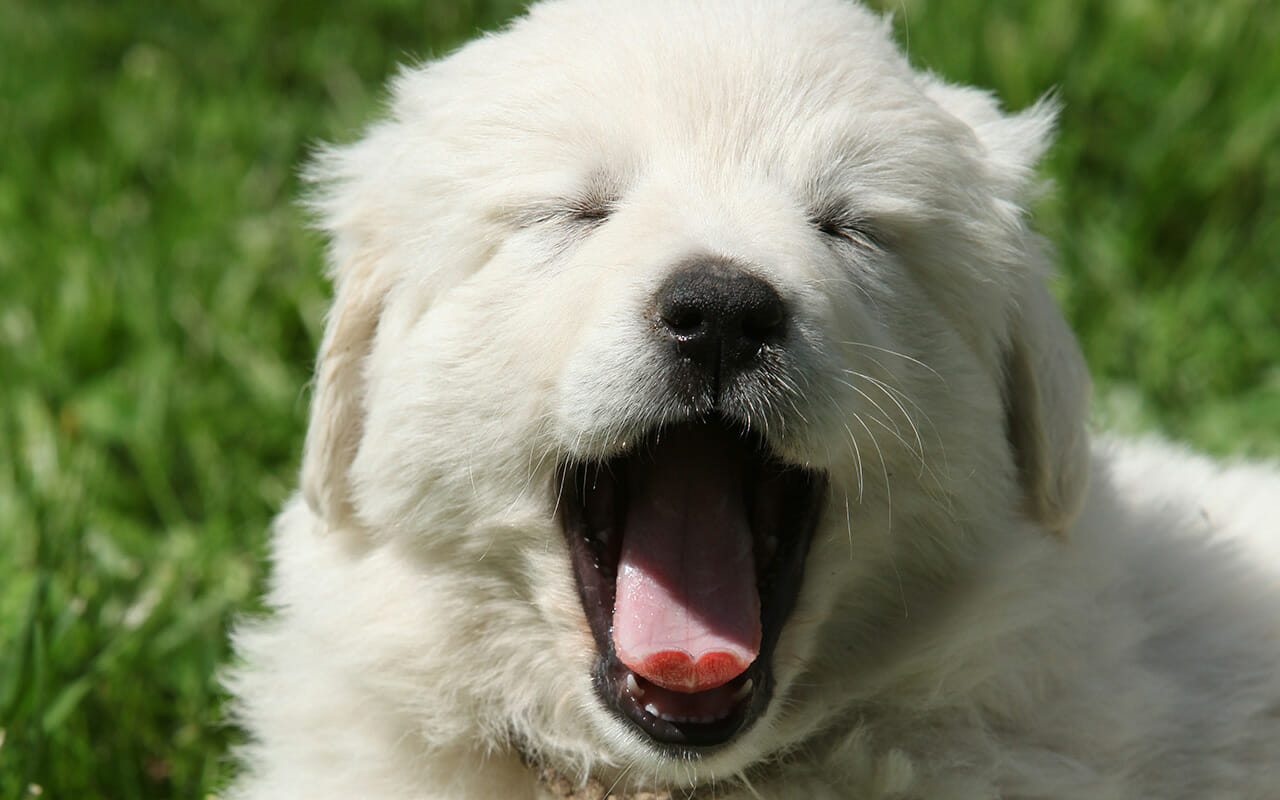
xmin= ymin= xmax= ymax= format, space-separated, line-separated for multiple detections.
xmin=0 ymin=0 xmax=1276 ymax=797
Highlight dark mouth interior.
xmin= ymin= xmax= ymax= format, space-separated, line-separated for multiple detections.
xmin=558 ymin=416 xmax=826 ymax=749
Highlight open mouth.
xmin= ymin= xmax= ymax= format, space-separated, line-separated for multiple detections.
xmin=558 ymin=416 xmax=826 ymax=749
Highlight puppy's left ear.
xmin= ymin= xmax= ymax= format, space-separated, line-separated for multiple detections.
xmin=923 ymin=80 xmax=1091 ymax=533
xmin=1003 ymin=271 xmax=1091 ymax=535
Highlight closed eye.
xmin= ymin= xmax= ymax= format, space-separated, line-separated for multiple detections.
xmin=810 ymin=211 xmax=883 ymax=252
xmin=563 ymin=194 xmax=614 ymax=224
xmin=518 ymin=189 xmax=617 ymax=230
xmin=517 ymin=200 xmax=611 ymax=229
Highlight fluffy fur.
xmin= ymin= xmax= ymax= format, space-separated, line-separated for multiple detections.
xmin=226 ymin=1 xmax=1280 ymax=797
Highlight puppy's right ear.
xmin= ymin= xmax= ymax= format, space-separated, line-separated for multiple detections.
xmin=300 ymin=249 xmax=387 ymax=529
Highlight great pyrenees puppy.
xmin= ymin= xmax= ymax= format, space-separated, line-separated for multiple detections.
xmin=227 ymin=1 xmax=1280 ymax=798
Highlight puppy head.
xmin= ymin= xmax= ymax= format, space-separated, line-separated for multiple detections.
xmin=298 ymin=0 xmax=1088 ymax=788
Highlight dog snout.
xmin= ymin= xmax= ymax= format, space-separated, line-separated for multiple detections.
xmin=653 ymin=259 xmax=786 ymax=399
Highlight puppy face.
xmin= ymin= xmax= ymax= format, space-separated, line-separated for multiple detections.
xmin=299 ymin=0 xmax=1089 ymax=786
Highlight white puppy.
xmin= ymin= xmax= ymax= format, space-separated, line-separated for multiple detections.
xmin=227 ymin=1 xmax=1280 ymax=798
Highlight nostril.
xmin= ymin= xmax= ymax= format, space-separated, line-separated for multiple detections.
xmin=740 ymin=300 xmax=785 ymax=344
xmin=662 ymin=305 xmax=706 ymax=337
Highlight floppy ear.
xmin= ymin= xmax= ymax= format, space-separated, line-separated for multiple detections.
xmin=921 ymin=80 xmax=1091 ymax=532
xmin=1003 ymin=270 xmax=1092 ymax=534
xmin=300 ymin=250 xmax=388 ymax=530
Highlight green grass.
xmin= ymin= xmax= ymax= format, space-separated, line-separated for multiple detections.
xmin=1 ymin=0 xmax=1276 ymax=797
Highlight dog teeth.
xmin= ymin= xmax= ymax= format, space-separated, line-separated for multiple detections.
xmin=633 ymin=678 xmax=751 ymax=725
xmin=641 ymin=702 xmax=723 ymax=724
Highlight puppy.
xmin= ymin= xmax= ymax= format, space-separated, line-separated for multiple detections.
xmin=227 ymin=1 xmax=1280 ymax=797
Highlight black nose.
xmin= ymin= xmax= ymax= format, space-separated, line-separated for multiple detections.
xmin=653 ymin=260 xmax=786 ymax=395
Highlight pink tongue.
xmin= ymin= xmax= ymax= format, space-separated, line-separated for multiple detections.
xmin=612 ymin=426 xmax=760 ymax=694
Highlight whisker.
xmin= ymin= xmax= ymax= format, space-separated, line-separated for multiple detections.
xmin=849 ymin=411 xmax=891 ymax=535
xmin=857 ymin=371 xmax=951 ymax=486
xmin=736 ymin=771 xmax=767 ymax=800
xmin=831 ymin=375 xmax=903 ymax=439
xmin=510 ymin=418 xmax=556 ymax=514
xmin=603 ymin=762 xmax=634 ymax=798
xmin=843 ymin=369 xmax=925 ymax=474
xmin=841 ymin=421 xmax=865 ymax=501
xmin=844 ymin=489 xmax=854 ymax=560
xmin=551 ymin=456 xmax=569 ymax=520
xmin=842 ymin=339 xmax=948 ymax=386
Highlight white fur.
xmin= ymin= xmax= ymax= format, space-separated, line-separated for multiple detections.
xmin=226 ymin=1 xmax=1280 ymax=797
